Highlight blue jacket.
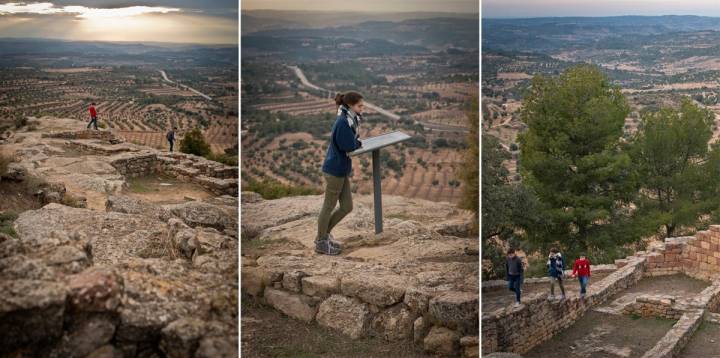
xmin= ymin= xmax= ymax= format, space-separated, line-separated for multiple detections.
xmin=322 ymin=113 xmax=361 ymax=177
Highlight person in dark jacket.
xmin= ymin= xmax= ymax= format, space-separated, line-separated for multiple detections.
xmin=547 ymin=248 xmax=566 ymax=300
xmin=87 ymin=102 xmax=98 ymax=130
xmin=167 ymin=127 xmax=176 ymax=152
xmin=315 ymin=92 xmax=364 ymax=255
xmin=506 ymin=248 xmax=524 ymax=306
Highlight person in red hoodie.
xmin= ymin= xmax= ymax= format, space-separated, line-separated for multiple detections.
xmin=572 ymin=254 xmax=591 ymax=298
xmin=87 ymin=102 xmax=98 ymax=130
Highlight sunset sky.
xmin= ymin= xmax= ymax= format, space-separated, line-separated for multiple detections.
xmin=483 ymin=0 xmax=720 ymax=18
xmin=0 ymin=1 xmax=238 ymax=44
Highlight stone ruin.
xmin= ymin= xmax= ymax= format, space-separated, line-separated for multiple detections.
xmin=0 ymin=123 xmax=239 ymax=357
xmin=241 ymin=191 xmax=480 ymax=357
xmin=482 ymin=227 xmax=720 ymax=357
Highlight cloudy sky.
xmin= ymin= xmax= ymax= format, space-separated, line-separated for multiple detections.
xmin=242 ymin=0 xmax=478 ymax=13
xmin=0 ymin=1 xmax=238 ymax=43
xmin=483 ymin=0 xmax=720 ymax=18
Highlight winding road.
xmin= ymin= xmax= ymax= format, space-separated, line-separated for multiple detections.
xmin=287 ymin=65 xmax=468 ymax=133
xmin=158 ymin=70 xmax=212 ymax=101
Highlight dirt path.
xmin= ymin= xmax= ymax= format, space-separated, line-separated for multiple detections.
xmin=241 ymin=299 xmax=431 ymax=358
xmin=525 ymin=311 xmax=676 ymax=358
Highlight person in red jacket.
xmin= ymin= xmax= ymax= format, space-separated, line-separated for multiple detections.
xmin=87 ymin=102 xmax=98 ymax=130
xmin=572 ymin=254 xmax=591 ymax=298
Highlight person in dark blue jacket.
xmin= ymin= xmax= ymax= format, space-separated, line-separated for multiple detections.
xmin=315 ymin=92 xmax=364 ymax=255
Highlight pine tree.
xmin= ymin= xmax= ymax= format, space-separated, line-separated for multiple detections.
xmin=631 ymin=98 xmax=720 ymax=237
xmin=519 ymin=65 xmax=638 ymax=258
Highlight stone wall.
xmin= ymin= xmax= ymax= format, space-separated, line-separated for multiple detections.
xmin=42 ymin=130 xmax=116 ymax=141
xmin=481 ymin=257 xmax=647 ymax=354
xmin=622 ymin=294 xmax=683 ymax=320
xmin=640 ymin=309 xmax=703 ymax=358
xmin=242 ymin=266 xmax=479 ymax=357
xmin=680 ymin=227 xmax=720 ymax=280
xmin=108 ymin=150 xmax=238 ymax=197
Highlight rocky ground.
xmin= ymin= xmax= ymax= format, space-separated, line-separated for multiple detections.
xmin=0 ymin=117 xmax=239 ymax=357
xmin=241 ymin=191 xmax=479 ymax=357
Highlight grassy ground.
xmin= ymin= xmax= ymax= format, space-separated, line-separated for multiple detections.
xmin=241 ymin=297 xmax=431 ymax=358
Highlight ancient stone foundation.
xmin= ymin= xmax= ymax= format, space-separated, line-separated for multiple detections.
xmin=483 ymin=225 xmax=720 ymax=356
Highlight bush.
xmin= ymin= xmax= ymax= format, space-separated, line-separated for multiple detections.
xmin=0 ymin=153 xmax=12 ymax=176
xmin=243 ymin=178 xmax=320 ymax=200
xmin=180 ymin=128 xmax=211 ymax=157
xmin=14 ymin=116 xmax=27 ymax=129
xmin=206 ymin=152 xmax=238 ymax=166
xmin=0 ymin=211 xmax=18 ymax=238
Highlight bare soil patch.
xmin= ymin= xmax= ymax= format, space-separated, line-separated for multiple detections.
xmin=678 ymin=321 xmax=720 ymax=358
xmin=125 ymin=174 xmax=213 ymax=204
xmin=525 ymin=311 xmax=676 ymax=358
xmin=241 ymin=298 xmax=431 ymax=358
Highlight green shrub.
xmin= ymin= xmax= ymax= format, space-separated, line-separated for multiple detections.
xmin=0 ymin=211 xmax=18 ymax=238
xmin=243 ymin=179 xmax=320 ymax=200
xmin=206 ymin=152 xmax=238 ymax=166
xmin=180 ymin=128 xmax=211 ymax=157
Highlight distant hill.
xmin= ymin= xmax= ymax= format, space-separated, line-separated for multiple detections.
xmin=242 ymin=10 xmax=478 ymax=34
xmin=483 ymin=15 xmax=720 ymax=53
xmin=0 ymin=38 xmax=238 ymax=67
xmin=244 ymin=17 xmax=478 ymax=51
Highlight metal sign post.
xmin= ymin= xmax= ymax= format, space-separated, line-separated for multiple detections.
xmin=349 ymin=131 xmax=412 ymax=234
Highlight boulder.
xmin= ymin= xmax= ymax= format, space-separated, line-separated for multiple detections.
xmin=106 ymin=195 xmax=171 ymax=221
xmin=160 ymin=317 xmax=206 ymax=358
xmin=428 ymin=291 xmax=478 ymax=331
xmin=86 ymin=345 xmax=124 ymax=358
xmin=62 ymin=316 xmax=117 ymax=357
xmin=341 ymin=274 xmax=407 ymax=307
xmin=194 ymin=337 xmax=238 ymax=358
xmin=241 ymin=266 xmax=265 ymax=297
xmin=0 ymin=280 xmax=67 ymax=352
xmin=460 ymin=336 xmax=479 ymax=358
xmin=167 ymin=201 xmax=237 ymax=231
xmin=282 ymin=270 xmax=308 ymax=293
xmin=414 ymin=316 xmax=429 ymax=344
xmin=67 ymin=268 xmax=123 ymax=312
xmin=2 ymin=162 xmax=27 ymax=181
xmin=404 ymin=287 xmax=432 ymax=314
xmin=316 ymin=294 xmax=371 ymax=339
xmin=423 ymin=325 xmax=460 ymax=356
xmin=264 ymin=287 xmax=317 ymax=322
xmin=371 ymin=304 xmax=415 ymax=341
xmin=302 ymin=275 xmax=340 ymax=298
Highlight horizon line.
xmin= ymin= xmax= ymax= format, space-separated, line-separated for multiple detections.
xmin=0 ymin=36 xmax=238 ymax=46
xmin=244 ymin=9 xmax=478 ymax=14
xmin=483 ymin=14 xmax=720 ymax=19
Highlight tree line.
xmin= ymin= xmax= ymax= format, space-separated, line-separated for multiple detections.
xmin=483 ymin=64 xmax=720 ymax=279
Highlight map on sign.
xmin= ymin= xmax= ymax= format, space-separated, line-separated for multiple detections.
xmin=349 ymin=131 xmax=412 ymax=156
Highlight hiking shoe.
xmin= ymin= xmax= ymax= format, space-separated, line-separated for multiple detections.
xmin=327 ymin=233 xmax=342 ymax=249
xmin=548 ymin=294 xmax=555 ymax=300
xmin=315 ymin=239 xmax=341 ymax=255
xmin=514 ymin=302 xmax=521 ymax=307
xmin=561 ymin=294 xmax=566 ymax=300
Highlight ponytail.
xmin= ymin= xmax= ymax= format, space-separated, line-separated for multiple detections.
xmin=334 ymin=91 xmax=364 ymax=107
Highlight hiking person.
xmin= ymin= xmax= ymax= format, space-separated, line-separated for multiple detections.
xmin=315 ymin=91 xmax=364 ymax=255
xmin=167 ymin=127 xmax=176 ymax=152
xmin=506 ymin=248 xmax=524 ymax=306
xmin=572 ymin=253 xmax=592 ymax=298
xmin=547 ymin=248 xmax=566 ymax=300
xmin=87 ymin=102 xmax=98 ymax=130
